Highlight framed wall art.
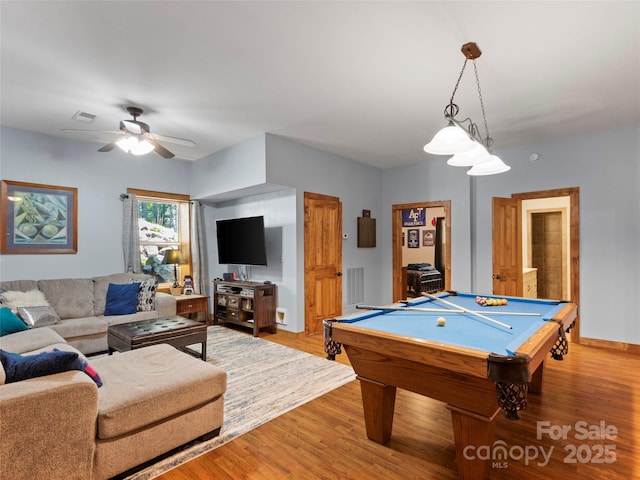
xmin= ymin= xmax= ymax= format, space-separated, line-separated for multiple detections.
xmin=1 ymin=180 xmax=77 ymax=254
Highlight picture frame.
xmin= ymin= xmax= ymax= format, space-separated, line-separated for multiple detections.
xmin=423 ymin=229 xmax=435 ymax=247
xmin=1 ymin=180 xmax=78 ymax=254
xmin=407 ymin=228 xmax=420 ymax=248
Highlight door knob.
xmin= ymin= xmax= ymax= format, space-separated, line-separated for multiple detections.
xmin=336 ymin=272 xmax=343 ymax=277
xmin=495 ymin=274 xmax=504 ymax=280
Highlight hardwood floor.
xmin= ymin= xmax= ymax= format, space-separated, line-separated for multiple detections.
xmin=157 ymin=333 xmax=640 ymax=479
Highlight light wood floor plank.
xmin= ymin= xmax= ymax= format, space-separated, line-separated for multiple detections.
xmin=156 ymin=332 xmax=640 ymax=479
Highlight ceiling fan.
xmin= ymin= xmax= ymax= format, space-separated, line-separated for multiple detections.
xmin=63 ymin=106 xmax=195 ymax=159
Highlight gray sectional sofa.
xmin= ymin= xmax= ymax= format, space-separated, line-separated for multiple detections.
xmin=0 ymin=273 xmax=228 ymax=480
xmin=0 ymin=326 xmax=227 ymax=480
xmin=0 ymin=273 xmax=177 ymax=355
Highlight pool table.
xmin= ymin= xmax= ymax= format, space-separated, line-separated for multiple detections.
xmin=323 ymin=291 xmax=578 ymax=480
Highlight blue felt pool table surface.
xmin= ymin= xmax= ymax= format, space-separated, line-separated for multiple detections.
xmin=336 ymin=292 xmax=569 ymax=356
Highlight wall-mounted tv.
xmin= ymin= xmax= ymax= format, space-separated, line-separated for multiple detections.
xmin=216 ymin=215 xmax=268 ymax=266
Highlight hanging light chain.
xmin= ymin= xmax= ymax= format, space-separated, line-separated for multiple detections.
xmin=472 ymin=59 xmax=493 ymax=149
xmin=444 ymin=59 xmax=468 ymax=118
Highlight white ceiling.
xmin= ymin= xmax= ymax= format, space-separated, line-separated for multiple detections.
xmin=1 ymin=1 xmax=639 ymax=169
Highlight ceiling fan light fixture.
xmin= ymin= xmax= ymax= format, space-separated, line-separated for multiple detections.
xmin=116 ymin=135 xmax=155 ymax=156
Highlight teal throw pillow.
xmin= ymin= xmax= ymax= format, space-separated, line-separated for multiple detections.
xmin=104 ymin=283 xmax=140 ymax=316
xmin=0 ymin=307 xmax=29 ymax=336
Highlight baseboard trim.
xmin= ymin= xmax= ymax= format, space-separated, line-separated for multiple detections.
xmin=274 ymin=328 xmax=308 ymax=339
xmin=580 ymin=337 xmax=640 ymax=354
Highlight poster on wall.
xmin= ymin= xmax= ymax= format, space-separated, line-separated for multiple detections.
xmin=402 ymin=208 xmax=425 ymax=227
xmin=423 ymin=230 xmax=435 ymax=246
xmin=407 ymin=228 xmax=420 ymax=248
xmin=1 ymin=180 xmax=77 ymax=254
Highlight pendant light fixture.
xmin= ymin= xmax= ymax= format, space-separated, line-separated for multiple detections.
xmin=424 ymin=42 xmax=510 ymax=175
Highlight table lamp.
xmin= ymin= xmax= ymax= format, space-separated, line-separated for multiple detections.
xmin=162 ymin=249 xmax=186 ymax=288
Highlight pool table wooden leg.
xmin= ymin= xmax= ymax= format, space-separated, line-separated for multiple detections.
xmin=529 ymin=360 xmax=545 ymax=393
xmin=447 ymin=405 xmax=499 ymax=480
xmin=357 ymin=376 xmax=396 ymax=444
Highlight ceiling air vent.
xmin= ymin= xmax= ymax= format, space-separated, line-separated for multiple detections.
xmin=71 ymin=111 xmax=96 ymax=123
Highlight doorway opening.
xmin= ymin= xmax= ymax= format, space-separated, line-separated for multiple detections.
xmin=510 ymin=187 xmax=580 ymax=342
xmin=392 ymin=201 xmax=451 ymax=302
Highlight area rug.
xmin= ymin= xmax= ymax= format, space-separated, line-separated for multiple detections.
xmin=123 ymin=326 xmax=355 ymax=479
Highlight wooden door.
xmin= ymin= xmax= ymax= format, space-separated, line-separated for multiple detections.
xmin=492 ymin=197 xmax=522 ymax=296
xmin=304 ymin=192 xmax=343 ymax=335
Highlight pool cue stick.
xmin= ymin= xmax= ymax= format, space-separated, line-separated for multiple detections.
xmin=423 ymin=293 xmax=513 ymax=330
xmin=357 ymin=304 xmax=464 ymax=314
xmin=472 ymin=311 xmax=540 ymax=316
xmin=356 ymin=304 xmax=540 ymax=316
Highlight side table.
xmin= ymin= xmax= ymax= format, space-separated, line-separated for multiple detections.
xmin=174 ymin=294 xmax=210 ymax=323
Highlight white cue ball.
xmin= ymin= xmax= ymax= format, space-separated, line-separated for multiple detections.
xmin=437 ymin=317 xmax=446 ymax=326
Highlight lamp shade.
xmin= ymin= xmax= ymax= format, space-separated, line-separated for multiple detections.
xmin=116 ymin=136 xmax=155 ymax=156
xmin=447 ymin=142 xmax=491 ymax=167
xmin=466 ymin=155 xmax=511 ymax=176
xmin=424 ymin=125 xmax=477 ymax=155
xmin=162 ymin=249 xmax=186 ymax=265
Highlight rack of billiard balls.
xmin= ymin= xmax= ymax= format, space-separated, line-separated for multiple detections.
xmin=475 ymin=296 xmax=508 ymax=307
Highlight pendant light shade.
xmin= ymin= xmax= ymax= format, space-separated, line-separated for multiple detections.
xmin=424 ymin=125 xmax=477 ymax=155
xmin=447 ymin=142 xmax=491 ymax=167
xmin=466 ymin=155 xmax=511 ymax=176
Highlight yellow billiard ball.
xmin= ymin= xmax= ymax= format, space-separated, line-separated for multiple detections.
xmin=437 ymin=317 xmax=446 ymax=326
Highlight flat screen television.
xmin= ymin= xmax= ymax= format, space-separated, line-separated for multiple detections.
xmin=216 ymin=215 xmax=268 ymax=266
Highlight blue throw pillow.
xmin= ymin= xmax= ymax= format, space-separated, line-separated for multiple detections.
xmin=0 ymin=349 xmax=79 ymax=383
xmin=104 ymin=283 xmax=140 ymax=316
xmin=0 ymin=307 xmax=29 ymax=336
xmin=69 ymin=355 xmax=103 ymax=387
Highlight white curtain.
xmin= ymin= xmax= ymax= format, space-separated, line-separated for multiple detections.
xmin=190 ymin=201 xmax=209 ymax=295
xmin=122 ymin=193 xmax=142 ymax=274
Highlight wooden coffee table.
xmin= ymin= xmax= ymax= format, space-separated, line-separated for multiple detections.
xmin=108 ymin=316 xmax=208 ymax=360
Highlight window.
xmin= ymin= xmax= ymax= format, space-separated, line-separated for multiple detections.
xmin=128 ymin=189 xmax=190 ymax=287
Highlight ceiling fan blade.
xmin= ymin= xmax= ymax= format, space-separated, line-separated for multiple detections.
xmin=62 ymin=129 xmax=121 ymax=134
xmin=147 ymin=138 xmax=175 ymax=158
xmin=150 ymin=133 xmax=196 ymax=147
xmin=98 ymin=142 xmax=118 ymax=152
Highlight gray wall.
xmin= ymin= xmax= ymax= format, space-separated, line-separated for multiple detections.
xmin=470 ymin=125 xmax=640 ymax=344
xmin=0 ymin=126 xmax=192 ymax=280
xmin=1 ymin=124 xmax=638 ymax=345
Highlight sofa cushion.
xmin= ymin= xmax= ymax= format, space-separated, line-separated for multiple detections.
xmin=0 ymin=307 xmax=29 ymax=336
xmin=47 ymin=317 xmax=108 ymax=339
xmin=104 ymin=283 xmax=140 ymax=316
xmin=0 ymin=289 xmax=49 ymax=312
xmin=0 ymin=349 xmax=79 ymax=383
xmin=17 ymin=306 xmax=60 ymax=328
xmin=91 ymin=344 xmax=227 ymax=439
xmin=38 ymin=278 xmax=94 ymax=319
xmin=0 ymin=280 xmax=38 ymax=294
xmin=0 ymin=327 xmax=67 ymax=354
